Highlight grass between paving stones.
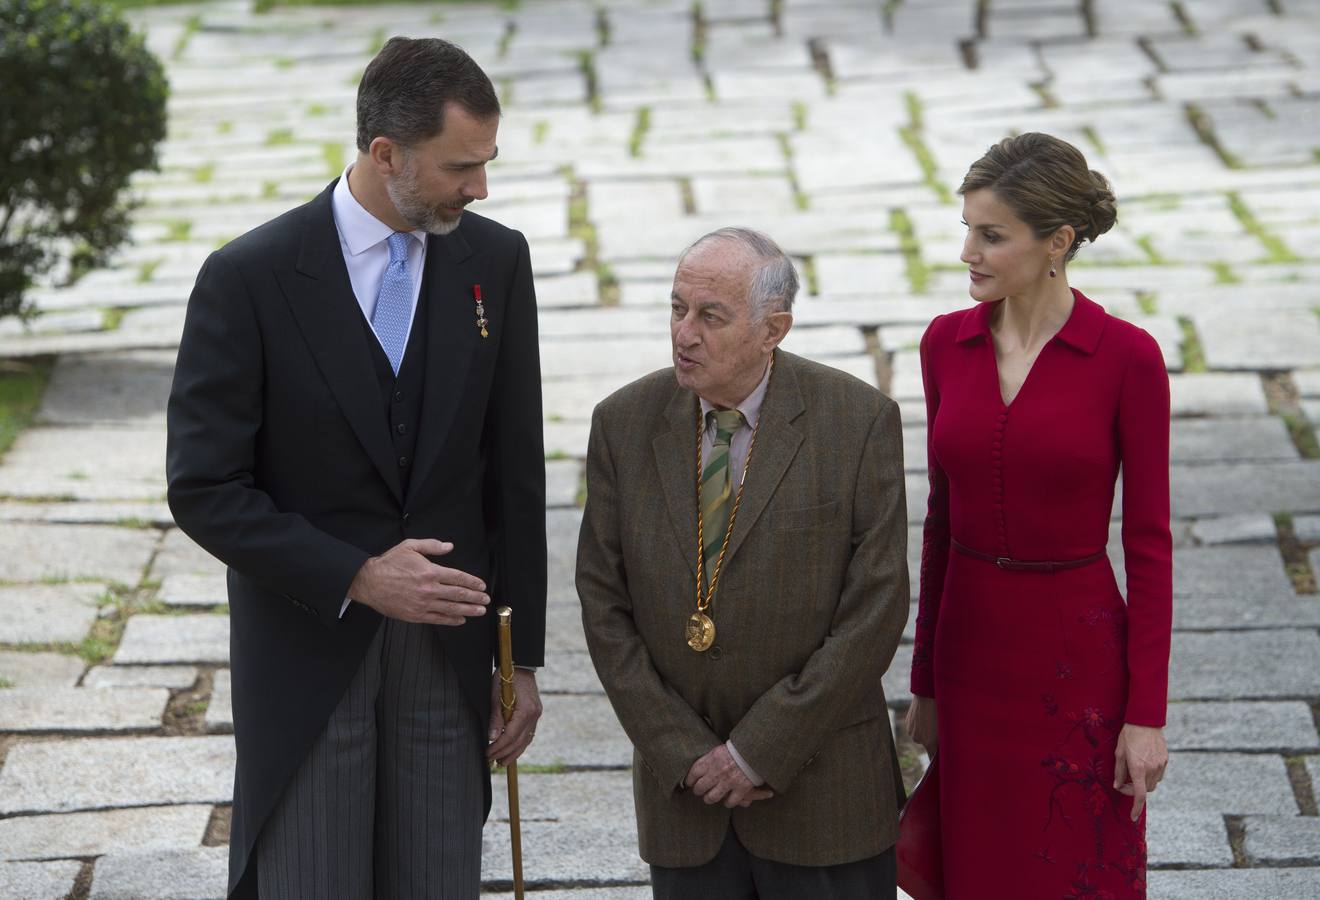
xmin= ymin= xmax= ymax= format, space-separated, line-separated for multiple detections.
xmin=1227 ymin=191 xmax=1300 ymax=264
xmin=1184 ymin=102 xmax=1243 ymax=169
xmin=1273 ymin=513 xmax=1318 ymax=595
xmin=163 ymin=668 xmax=218 ymax=736
xmin=172 ymin=12 xmax=202 ymax=60
xmin=102 ymin=307 xmax=128 ymax=331
xmin=1134 ymin=234 xmax=1167 ymax=265
xmin=898 ymin=92 xmax=953 ymax=205
xmin=889 ymin=209 xmax=931 ymax=294
xmin=1081 ymin=124 xmax=1107 ymax=156
xmin=1285 ymin=755 xmax=1319 ymax=816
xmin=773 ymin=135 xmax=810 ymax=211
xmin=573 ymin=50 xmax=602 ymax=113
xmin=629 ymin=107 xmax=651 ymax=158
xmin=266 ymin=127 xmax=295 ymax=147
xmin=1028 ymin=83 xmax=1056 ymax=109
xmin=497 ymin=21 xmax=516 ymax=58
xmin=1224 ymin=814 xmax=1250 ymax=867
xmin=139 ymin=256 xmax=164 ymax=280
xmin=322 ymin=141 xmax=345 ymax=178
xmin=800 ymin=257 xmax=819 ymax=296
xmin=678 ymin=178 xmax=696 ymax=215
xmin=0 ymin=357 xmax=53 ymax=458
xmin=863 ymin=328 xmax=892 ymax=394
xmin=1211 ymin=261 xmax=1240 ymax=284
xmin=565 ymin=173 xmax=618 ymax=305
xmin=1176 ymin=317 xmax=1207 ymax=372
xmin=164 ymin=219 xmax=193 ymax=242
xmin=192 ymin=162 xmax=215 ymax=184
xmin=204 ymin=805 xmax=233 ymax=845
xmin=1135 ymin=291 xmax=1158 ymax=315
xmin=1263 ymin=373 xmax=1320 ymax=462
xmin=0 ymin=677 xmax=13 ymax=689
xmin=690 ymin=2 xmax=707 ymax=65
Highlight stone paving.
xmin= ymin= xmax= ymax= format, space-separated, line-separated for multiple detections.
xmin=2 ymin=0 xmax=1319 ymax=896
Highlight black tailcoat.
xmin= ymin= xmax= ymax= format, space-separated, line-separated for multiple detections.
xmin=166 ymin=181 xmax=547 ymax=897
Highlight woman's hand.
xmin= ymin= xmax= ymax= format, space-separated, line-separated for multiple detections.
xmin=1114 ymin=723 xmax=1168 ymax=821
xmin=904 ymin=695 xmax=939 ymax=755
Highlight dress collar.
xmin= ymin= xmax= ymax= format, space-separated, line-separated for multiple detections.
xmin=954 ymin=288 xmax=1106 ymax=355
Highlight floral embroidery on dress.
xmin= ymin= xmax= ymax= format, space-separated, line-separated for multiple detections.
xmin=1037 ymin=701 xmax=1146 ymax=897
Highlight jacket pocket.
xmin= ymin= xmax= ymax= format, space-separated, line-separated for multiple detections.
xmin=771 ymin=500 xmax=839 ymax=532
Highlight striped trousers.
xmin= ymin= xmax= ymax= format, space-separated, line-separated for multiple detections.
xmin=255 ymin=619 xmax=485 ymax=899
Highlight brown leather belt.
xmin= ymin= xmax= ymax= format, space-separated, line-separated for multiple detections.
xmin=952 ymin=539 xmax=1106 ymax=573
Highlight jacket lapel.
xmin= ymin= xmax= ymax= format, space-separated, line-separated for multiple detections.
xmin=653 ymin=384 xmax=699 ymax=580
xmin=721 ymin=351 xmax=805 ymax=565
xmin=408 ymin=228 xmax=480 ymax=500
xmin=277 ymin=182 xmax=404 ymax=503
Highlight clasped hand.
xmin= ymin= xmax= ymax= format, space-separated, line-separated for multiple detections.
xmin=348 ymin=538 xmax=489 ymax=625
xmin=685 ymin=745 xmax=774 ymax=809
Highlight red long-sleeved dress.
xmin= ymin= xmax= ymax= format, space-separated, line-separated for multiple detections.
xmin=910 ymin=290 xmax=1172 ymax=898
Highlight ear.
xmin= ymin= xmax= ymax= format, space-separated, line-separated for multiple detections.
xmin=761 ymin=312 xmax=793 ymax=352
xmin=1049 ymin=224 xmax=1075 ymax=260
xmin=368 ymin=136 xmax=405 ymax=176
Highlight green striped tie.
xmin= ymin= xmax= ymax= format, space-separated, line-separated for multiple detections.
xmin=701 ymin=409 xmax=747 ymax=584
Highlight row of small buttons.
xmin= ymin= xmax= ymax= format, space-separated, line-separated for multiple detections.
xmin=992 ymin=408 xmax=1009 ymax=555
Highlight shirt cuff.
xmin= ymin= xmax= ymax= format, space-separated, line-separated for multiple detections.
xmin=514 ymin=665 xmax=538 ymax=672
xmin=726 ymin=740 xmax=764 ymax=786
xmin=339 ymin=597 xmax=352 ymax=618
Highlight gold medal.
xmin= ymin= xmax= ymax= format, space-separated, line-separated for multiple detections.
xmin=686 ymin=353 xmax=774 ymax=652
xmin=685 ymin=611 xmax=716 ymax=652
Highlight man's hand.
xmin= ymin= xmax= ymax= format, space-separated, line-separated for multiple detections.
xmin=347 ymin=539 xmax=489 ymax=625
xmin=487 ymin=669 xmax=542 ymax=767
xmin=684 ymin=745 xmax=774 ymax=808
xmin=1114 ymin=723 xmax=1168 ymax=822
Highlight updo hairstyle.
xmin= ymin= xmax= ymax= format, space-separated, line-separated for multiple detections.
xmin=958 ymin=132 xmax=1117 ymax=262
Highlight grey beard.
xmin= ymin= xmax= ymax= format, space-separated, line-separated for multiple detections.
xmin=386 ymin=167 xmax=462 ymax=235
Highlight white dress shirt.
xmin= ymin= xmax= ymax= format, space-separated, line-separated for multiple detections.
xmin=331 ymin=166 xmax=427 ymax=353
xmin=332 ymin=166 xmax=427 ymax=618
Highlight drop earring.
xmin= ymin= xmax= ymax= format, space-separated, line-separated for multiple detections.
xmin=1048 ymin=258 xmax=1057 ymax=278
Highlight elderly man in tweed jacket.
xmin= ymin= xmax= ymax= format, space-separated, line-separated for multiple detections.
xmin=577 ymin=227 xmax=909 ymax=898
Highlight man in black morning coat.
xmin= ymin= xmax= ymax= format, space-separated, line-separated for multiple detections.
xmin=166 ymin=37 xmax=546 ymax=898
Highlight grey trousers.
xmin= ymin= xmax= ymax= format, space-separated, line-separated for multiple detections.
xmin=255 ymin=619 xmax=485 ymax=899
xmin=650 ymin=827 xmax=897 ymax=900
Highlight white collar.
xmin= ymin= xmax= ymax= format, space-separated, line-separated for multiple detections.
xmin=331 ymin=164 xmax=425 ymax=256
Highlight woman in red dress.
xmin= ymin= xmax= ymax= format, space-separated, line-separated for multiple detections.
xmin=904 ymin=133 xmax=1172 ymax=898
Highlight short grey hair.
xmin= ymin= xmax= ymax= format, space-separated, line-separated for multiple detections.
xmin=678 ymin=227 xmax=798 ymax=322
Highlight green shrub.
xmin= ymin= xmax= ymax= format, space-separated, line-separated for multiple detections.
xmin=0 ymin=0 xmax=168 ymax=320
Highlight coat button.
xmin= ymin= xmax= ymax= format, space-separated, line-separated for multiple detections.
xmin=398 ymin=456 xmax=409 ymax=467
xmin=709 ymin=646 xmax=723 ymax=660
xmin=394 ymin=391 xmax=404 ymax=402
xmin=397 ymin=423 xmax=407 ymax=435
xmin=402 ymin=512 xmax=411 ymax=524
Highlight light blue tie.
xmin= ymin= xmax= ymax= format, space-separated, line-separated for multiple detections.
xmin=371 ymin=232 xmax=412 ymax=374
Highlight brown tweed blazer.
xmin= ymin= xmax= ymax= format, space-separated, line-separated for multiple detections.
xmin=576 ymin=349 xmax=909 ymax=869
